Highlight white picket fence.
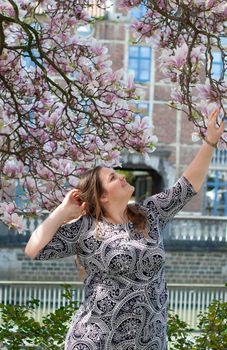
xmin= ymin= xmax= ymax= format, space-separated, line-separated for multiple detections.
xmin=0 ymin=281 xmax=226 ymax=329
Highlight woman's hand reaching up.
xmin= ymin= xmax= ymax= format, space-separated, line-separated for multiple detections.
xmin=60 ymin=189 xmax=86 ymax=223
xmin=204 ymin=108 xmax=225 ymax=148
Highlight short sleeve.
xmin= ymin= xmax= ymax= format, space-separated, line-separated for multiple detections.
xmin=34 ymin=216 xmax=86 ymax=260
xmin=142 ymin=176 xmax=197 ymax=228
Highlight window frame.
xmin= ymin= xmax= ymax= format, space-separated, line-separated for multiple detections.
xmin=128 ymin=45 xmax=152 ymax=83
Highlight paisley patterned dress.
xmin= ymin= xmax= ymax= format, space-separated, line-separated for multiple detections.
xmin=35 ymin=176 xmax=197 ymax=350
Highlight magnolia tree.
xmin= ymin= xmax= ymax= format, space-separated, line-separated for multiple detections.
xmin=119 ymin=0 xmax=227 ymax=141
xmin=0 ymin=0 xmax=226 ymax=232
xmin=0 ymin=0 xmax=157 ymax=231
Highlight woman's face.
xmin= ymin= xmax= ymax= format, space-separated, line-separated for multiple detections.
xmin=99 ymin=167 xmax=134 ymax=204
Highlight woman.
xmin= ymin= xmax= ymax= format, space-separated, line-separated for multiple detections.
xmin=25 ymin=108 xmax=224 ymax=350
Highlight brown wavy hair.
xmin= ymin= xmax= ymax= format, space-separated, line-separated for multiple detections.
xmin=74 ymin=166 xmax=148 ymax=280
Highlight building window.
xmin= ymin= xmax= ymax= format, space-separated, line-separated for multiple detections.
xmin=130 ymin=4 xmax=147 ymax=20
xmin=205 ymin=170 xmax=227 ymax=216
xmin=128 ymin=46 xmax=152 ymax=83
xmin=211 ymin=51 xmax=226 ymax=80
xmin=88 ymin=3 xmax=106 ymax=18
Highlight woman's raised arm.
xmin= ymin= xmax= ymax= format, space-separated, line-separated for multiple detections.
xmin=183 ymin=108 xmax=225 ymax=193
xmin=25 ymin=189 xmax=85 ymax=259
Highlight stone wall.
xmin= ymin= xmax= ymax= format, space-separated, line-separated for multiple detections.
xmin=165 ymin=251 xmax=227 ymax=284
xmin=1 ymin=243 xmax=226 ymax=285
xmin=0 ymin=247 xmax=79 ymax=282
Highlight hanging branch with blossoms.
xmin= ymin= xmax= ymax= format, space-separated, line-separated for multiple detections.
xmin=118 ymin=0 xmax=227 ymax=145
xmin=0 ymin=0 xmax=158 ymax=232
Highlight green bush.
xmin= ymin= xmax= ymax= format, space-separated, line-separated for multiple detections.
xmin=0 ymin=285 xmax=226 ymax=350
xmin=167 ymin=313 xmax=194 ymax=349
xmin=168 ymin=300 xmax=227 ymax=350
xmin=0 ymin=285 xmax=79 ymax=350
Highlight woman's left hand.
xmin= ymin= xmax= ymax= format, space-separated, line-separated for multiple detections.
xmin=206 ymin=108 xmax=225 ymax=146
xmin=183 ymin=108 xmax=225 ymax=193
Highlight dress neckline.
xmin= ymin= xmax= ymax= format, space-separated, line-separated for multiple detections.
xmin=100 ymin=216 xmax=132 ymax=227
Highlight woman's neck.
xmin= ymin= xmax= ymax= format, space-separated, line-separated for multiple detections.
xmin=103 ymin=208 xmax=129 ymax=224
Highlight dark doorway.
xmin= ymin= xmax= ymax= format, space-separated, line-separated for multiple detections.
xmin=115 ymin=166 xmax=163 ymax=203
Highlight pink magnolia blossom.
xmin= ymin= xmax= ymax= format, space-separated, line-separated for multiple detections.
xmin=127 ymin=116 xmax=158 ymax=153
xmin=3 ymin=159 xmax=24 ymax=178
xmin=128 ymin=0 xmax=226 ymax=142
xmin=194 ymin=0 xmax=206 ymax=5
xmin=27 ymin=204 xmax=42 ymax=215
xmin=0 ymin=3 xmax=17 ymax=17
xmin=68 ymin=176 xmax=79 ymax=188
xmin=1 ymin=0 xmax=226 ymax=231
xmin=196 ymin=80 xmax=219 ymax=102
xmin=127 ymin=74 xmax=134 ymax=90
xmin=58 ymin=160 xmax=75 ymax=176
xmin=21 ymin=178 xmax=37 ymax=192
xmin=37 ymin=166 xmax=55 ymax=180
xmin=170 ymin=87 xmax=184 ymax=104
xmin=190 ymin=46 xmax=205 ymax=64
xmin=117 ymin=0 xmax=142 ymax=9
xmin=43 ymin=141 xmax=57 ymax=153
xmin=205 ymin=0 xmax=216 ymax=8
xmin=198 ymin=101 xmax=220 ymax=117
xmin=2 ymin=212 xmax=25 ymax=233
xmin=168 ymin=43 xmax=189 ymax=69
xmin=0 ymin=203 xmax=16 ymax=215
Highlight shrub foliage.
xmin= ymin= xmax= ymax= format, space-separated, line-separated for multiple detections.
xmin=0 ymin=285 xmax=226 ymax=350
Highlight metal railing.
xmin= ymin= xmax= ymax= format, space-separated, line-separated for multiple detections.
xmin=168 ymin=283 xmax=227 ymax=327
xmin=22 ymin=215 xmax=227 ymax=243
xmin=0 ymin=281 xmax=226 ymax=329
xmin=1 ymin=214 xmax=227 ymax=246
xmin=165 ymin=215 xmax=227 ymax=242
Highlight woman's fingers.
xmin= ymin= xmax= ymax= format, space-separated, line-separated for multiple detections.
xmin=205 ymin=108 xmax=225 ymax=144
xmin=66 ymin=188 xmax=79 ymax=198
xmin=208 ymin=108 xmax=223 ymax=129
xmin=208 ymin=108 xmax=218 ymax=120
xmin=219 ymin=119 xmax=225 ymax=133
xmin=64 ymin=189 xmax=85 ymax=207
xmin=63 ymin=189 xmax=82 ymax=205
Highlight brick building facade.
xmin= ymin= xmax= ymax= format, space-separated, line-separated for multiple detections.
xmin=94 ymin=10 xmax=204 ymax=213
xmin=1 ymin=3 xmax=227 ymax=285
